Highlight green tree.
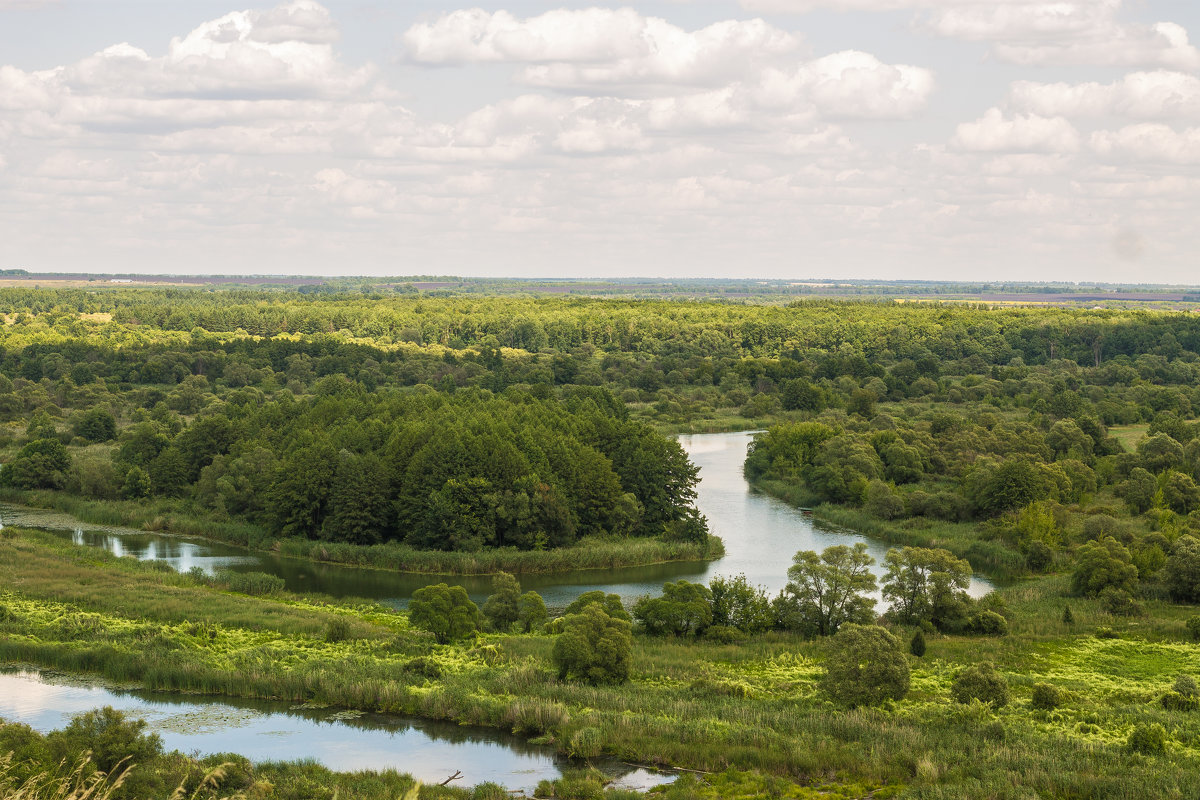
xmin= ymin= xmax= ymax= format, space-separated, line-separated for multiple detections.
xmin=408 ymin=583 xmax=482 ymax=644
xmin=1117 ymin=467 xmax=1158 ymax=514
xmin=72 ymin=408 xmax=117 ymax=443
xmin=517 ymin=590 xmax=548 ymax=633
xmin=0 ymin=438 xmax=71 ymax=489
xmin=882 ymin=547 xmax=972 ymax=630
xmin=777 ymin=543 xmax=877 ymax=637
xmin=1138 ymin=433 xmax=1185 ymax=473
xmin=632 ymin=581 xmax=713 ymax=637
xmin=708 ymin=574 xmax=773 ymax=634
xmin=564 ymin=591 xmax=630 ymax=621
xmin=1071 ymin=536 xmax=1138 ymax=597
xmin=909 ymin=629 xmax=926 ymax=657
xmin=822 ymin=624 xmax=910 ymax=707
xmin=1163 ymin=535 xmax=1200 ymax=603
xmin=482 ymin=572 xmax=522 ymax=632
xmin=1162 ymin=471 xmax=1200 ymax=515
xmin=552 ymin=603 xmax=632 ymax=685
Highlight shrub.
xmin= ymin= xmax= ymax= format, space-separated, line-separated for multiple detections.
xmin=1025 ymin=540 xmax=1053 ymax=572
xmin=1163 ymin=536 xmax=1200 ymax=603
xmin=910 ymin=630 xmax=926 ymax=657
xmin=517 ymin=591 xmax=548 ymax=633
xmin=1126 ymin=723 xmax=1167 ymax=755
xmin=1095 ymin=627 xmax=1119 ymax=639
xmin=703 ymin=624 xmax=748 ymax=644
xmin=409 ymin=583 xmax=483 ymax=644
xmin=951 ymin=662 xmax=1009 ymax=708
xmin=1062 ymin=605 xmax=1074 ymax=626
xmin=552 ymin=604 xmax=633 ymax=685
xmin=1160 ymin=692 xmax=1200 ymax=712
xmin=1188 ymin=616 xmax=1200 ymax=641
xmin=821 ymin=624 xmax=910 ymax=707
xmin=968 ymin=611 xmax=1009 ymax=636
xmin=324 ymin=617 xmax=351 ymax=643
xmin=1099 ymin=587 xmax=1143 ymax=617
xmin=632 ymin=580 xmax=712 ymax=637
xmin=1031 ymin=683 xmax=1064 ymax=710
xmin=564 ymin=591 xmax=629 ymax=621
xmin=1071 ymin=537 xmax=1138 ymax=597
xmin=1175 ymin=674 xmax=1198 ymax=697
xmin=402 ymin=656 xmax=443 ymax=680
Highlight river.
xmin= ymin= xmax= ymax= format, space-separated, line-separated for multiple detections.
xmin=0 ymin=431 xmax=991 ymax=608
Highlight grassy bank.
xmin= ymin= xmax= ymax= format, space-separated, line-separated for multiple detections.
xmin=749 ymin=478 xmax=1027 ymax=581
xmin=0 ymin=489 xmax=723 ymax=576
xmin=4 ymin=530 xmax=1200 ymax=799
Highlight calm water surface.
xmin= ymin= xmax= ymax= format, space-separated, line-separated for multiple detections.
xmin=0 ymin=431 xmax=990 ymax=610
xmin=0 ymin=670 xmax=671 ymax=792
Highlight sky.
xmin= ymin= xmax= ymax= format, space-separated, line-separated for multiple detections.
xmin=2 ymin=1 xmax=1200 ymax=282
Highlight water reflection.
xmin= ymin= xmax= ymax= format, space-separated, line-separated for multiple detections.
xmin=0 ymin=671 xmax=673 ymax=791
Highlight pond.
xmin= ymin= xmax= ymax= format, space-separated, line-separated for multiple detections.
xmin=0 ymin=431 xmax=991 ymax=611
xmin=0 ymin=670 xmax=672 ymax=793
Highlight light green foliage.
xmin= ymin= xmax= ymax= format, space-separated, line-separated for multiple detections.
xmin=1031 ymin=683 xmax=1064 ymax=710
xmin=563 ymin=590 xmax=629 ymax=621
xmin=1126 ymin=723 xmax=1168 ymax=755
xmin=481 ymin=572 xmax=522 ymax=632
xmin=551 ymin=603 xmax=632 ymax=685
xmin=633 ymin=580 xmax=713 ymax=637
xmin=951 ymin=662 xmax=1009 ymax=708
xmin=777 ymin=544 xmax=877 ymax=637
xmin=821 ymin=624 xmax=910 ymax=707
xmin=1072 ymin=537 xmax=1139 ymax=597
xmin=408 ymin=583 xmax=482 ymax=644
xmin=882 ymin=547 xmax=972 ymax=631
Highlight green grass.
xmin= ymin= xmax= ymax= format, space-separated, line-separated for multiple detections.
xmin=1109 ymin=423 xmax=1150 ymax=453
xmin=5 ymin=531 xmax=1200 ymax=799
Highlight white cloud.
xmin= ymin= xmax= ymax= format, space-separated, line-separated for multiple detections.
xmin=951 ymin=108 xmax=1081 ymax=153
xmin=404 ymin=9 xmax=798 ymax=91
xmin=1090 ymin=123 xmax=1200 ymax=163
xmin=1009 ymin=71 xmax=1200 ymax=119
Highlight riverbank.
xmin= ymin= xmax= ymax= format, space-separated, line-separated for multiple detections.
xmin=747 ymin=477 xmax=1028 ymax=581
xmin=0 ymin=489 xmax=724 ymax=576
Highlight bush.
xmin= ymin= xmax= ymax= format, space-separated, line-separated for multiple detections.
xmin=821 ymin=624 xmax=910 ymax=707
xmin=633 ymin=580 xmax=712 ymax=637
xmin=968 ymin=611 xmax=1009 ymax=636
xmin=1095 ymin=627 xmax=1119 ymax=639
xmin=1160 ymin=692 xmax=1200 ymax=711
xmin=1188 ymin=616 xmax=1200 ymax=641
xmin=951 ymin=662 xmax=1009 ymax=708
xmin=552 ymin=604 xmax=633 ymax=685
xmin=567 ymin=727 xmax=604 ymax=759
xmin=1062 ymin=605 xmax=1074 ymax=626
xmin=1031 ymin=683 xmax=1064 ymax=710
xmin=1126 ymin=723 xmax=1167 ymax=755
xmin=1099 ymin=586 xmax=1143 ymax=617
xmin=1071 ymin=537 xmax=1138 ymax=597
xmin=409 ymin=583 xmax=483 ymax=644
xmin=703 ymin=624 xmax=748 ymax=644
xmin=910 ymin=630 xmax=926 ymax=657
xmin=402 ymin=656 xmax=443 ymax=680
xmin=517 ymin=590 xmax=548 ymax=633
xmin=324 ymin=617 xmax=351 ymax=643
xmin=46 ymin=707 xmax=163 ymax=799
xmin=1025 ymin=540 xmax=1053 ymax=572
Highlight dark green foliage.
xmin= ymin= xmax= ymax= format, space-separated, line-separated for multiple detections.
xmin=969 ymin=458 xmax=1060 ymax=518
xmin=408 ymin=583 xmax=482 ymax=644
xmin=633 ymin=580 xmax=713 ymax=637
xmin=1163 ymin=536 xmax=1200 ymax=603
xmin=1099 ymin=587 xmax=1143 ymax=617
xmin=73 ymin=408 xmax=117 ymax=443
xmin=46 ymin=707 xmax=163 ymax=799
xmin=821 ymin=624 xmax=910 ymax=707
xmin=951 ymin=662 xmax=1009 ymax=708
xmin=1031 ymin=683 xmax=1064 ymax=710
xmin=324 ymin=617 xmax=351 ymax=643
xmin=1187 ymin=616 xmax=1200 ymax=641
xmin=517 ymin=590 xmax=548 ymax=633
xmin=563 ymin=591 xmax=629 ymax=621
xmin=482 ymin=572 xmax=522 ymax=632
xmin=0 ymin=438 xmax=71 ymax=489
xmin=909 ymin=629 xmax=926 ymax=657
xmin=1062 ymin=605 xmax=1075 ymax=626
xmin=776 ymin=543 xmax=876 ymax=637
xmin=1072 ymin=537 xmax=1139 ymax=597
xmin=551 ymin=603 xmax=633 ymax=685
xmin=1126 ymin=723 xmax=1167 ymax=755
xmin=1025 ymin=540 xmax=1053 ymax=572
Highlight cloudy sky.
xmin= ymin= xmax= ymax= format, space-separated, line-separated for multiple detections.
xmin=2 ymin=1 xmax=1199 ymax=281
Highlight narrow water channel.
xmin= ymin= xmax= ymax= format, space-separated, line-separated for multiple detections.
xmin=0 ymin=670 xmax=672 ymax=793
xmin=0 ymin=431 xmax=991 ymax=609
